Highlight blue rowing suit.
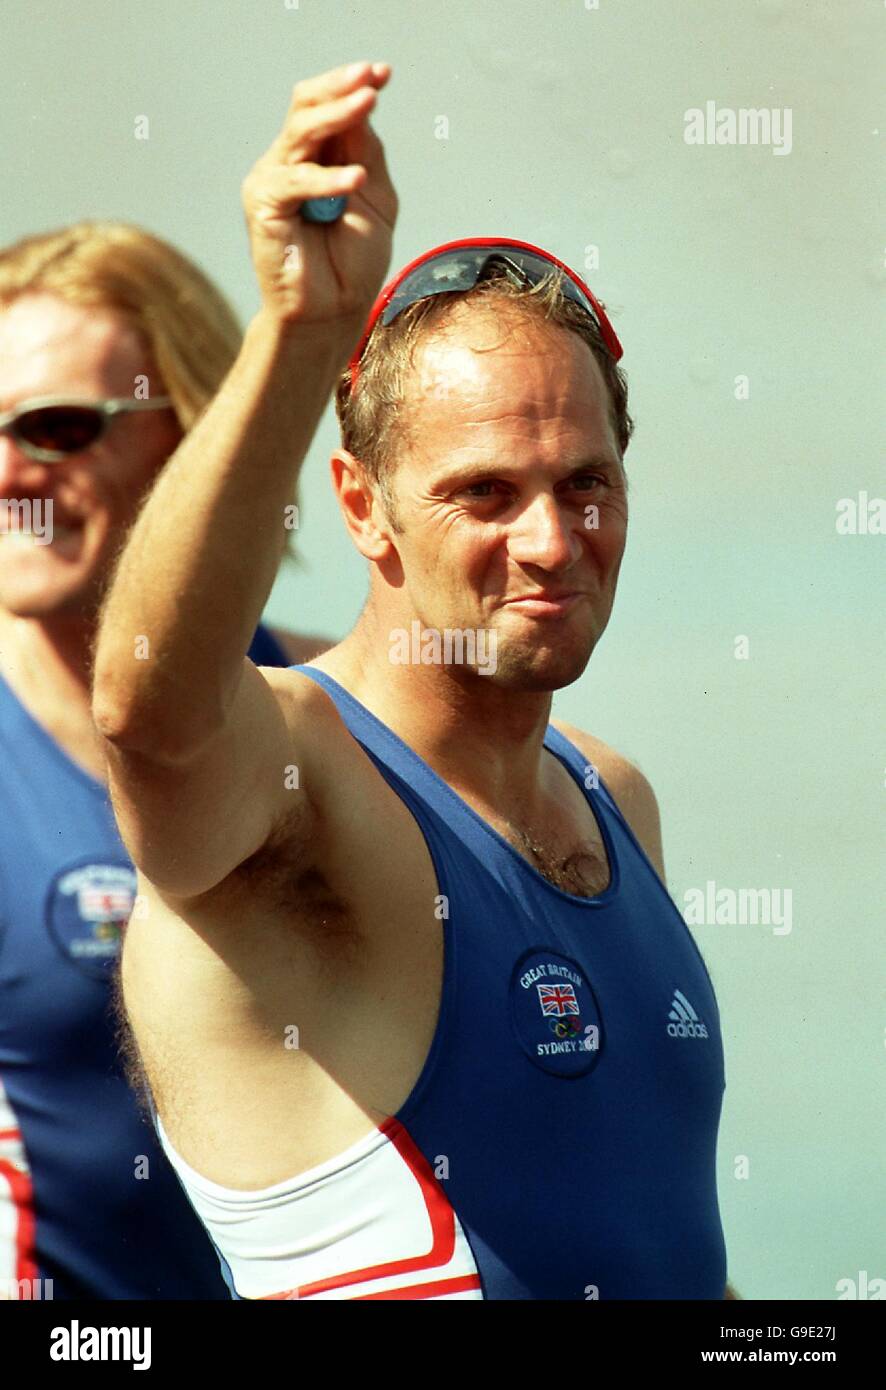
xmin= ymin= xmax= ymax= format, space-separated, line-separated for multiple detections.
xmin=289 ymin=667 xmax=728 ymax=1299
xmin=0 ymin=624 xmax=288 ymax=1299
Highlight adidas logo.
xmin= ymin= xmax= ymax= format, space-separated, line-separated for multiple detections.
xmin=666 ymin=988 xmax=709 ymax=1039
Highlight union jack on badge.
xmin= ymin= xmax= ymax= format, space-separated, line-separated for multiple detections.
xmin=537 ymin=983 xmax=580 ymax=1017
xmin=78 ymin=886 xmax=132 ymax=922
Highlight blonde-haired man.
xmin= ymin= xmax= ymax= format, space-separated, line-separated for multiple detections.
xmin=0 ymin=220 xmax=323 ymax=1297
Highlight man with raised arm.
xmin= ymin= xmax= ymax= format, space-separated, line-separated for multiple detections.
xmin=94 ymin=60 xmax=737 ymax=1300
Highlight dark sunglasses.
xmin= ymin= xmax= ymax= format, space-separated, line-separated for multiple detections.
xmin=347 ymin=237 xmax=624 ymax=395
xmin=0 ymin=395 xmax=175 ymax=463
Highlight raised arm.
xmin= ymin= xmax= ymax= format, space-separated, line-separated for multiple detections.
xmin=92 ymin=61 xmax=397 ymax=897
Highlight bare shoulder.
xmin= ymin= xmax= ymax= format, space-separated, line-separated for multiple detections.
xmin=256 ymin=659 xmax=347 ymax=753
xmin=256 ymin=660 xmax=370 ymax=800
xmin=551 ymin=718 xmax=667 ymax=883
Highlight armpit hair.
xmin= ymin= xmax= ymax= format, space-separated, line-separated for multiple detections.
xmin=108 ymin=960 xmax=156 ymax=1122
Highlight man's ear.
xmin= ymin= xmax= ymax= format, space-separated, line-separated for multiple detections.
xmin=330 ymin=448 xmax=397 ymax=561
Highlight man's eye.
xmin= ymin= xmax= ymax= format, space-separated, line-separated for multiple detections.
xmin=463 ymin=481 xmax=499 ymax=498
xmin=571 ymin=474 xmax=604 ymax=491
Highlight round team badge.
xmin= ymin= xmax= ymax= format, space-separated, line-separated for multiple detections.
xmin=45 ymin=859 xmax=136 ymax=979
xmin=509 ymin=947 xmax=604 ymax=1077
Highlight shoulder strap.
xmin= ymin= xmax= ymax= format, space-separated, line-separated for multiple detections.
xmin=543 ymin=723 xmax=623 ymax=819
xmin=291 ymin=666 xmax=461 ymax=802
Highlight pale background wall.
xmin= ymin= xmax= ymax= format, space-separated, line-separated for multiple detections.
xmin=1 ymin=0 xmax=882 ymax=1299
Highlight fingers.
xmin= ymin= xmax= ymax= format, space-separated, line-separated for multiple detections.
xmin=285 ymin=60 xmax=390 ymax=117
xmin=336 ymin=117 xmax=398 ymax=220
xmin=338 ymin=112 xmax=391 ymax=183
xmin=280 ymin=84 xmax=380 ymax=162
xmin=242 ymin=59 xmax=395 ymax=234
xmin=250 ymin=163 xmax=368 ymax=217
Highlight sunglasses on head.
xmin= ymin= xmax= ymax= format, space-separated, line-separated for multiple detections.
xmin=0 ymin=395 xmax=174 ymax=463
xmin=347 ymin=237 xmax=624 ymax=396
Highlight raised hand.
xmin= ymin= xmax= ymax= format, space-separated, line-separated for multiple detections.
xmin=241 ymin=60 xmax=398 ymax=329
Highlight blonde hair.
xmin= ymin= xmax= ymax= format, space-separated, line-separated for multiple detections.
xmin=0 ymin=220 xmax=242 ymax=429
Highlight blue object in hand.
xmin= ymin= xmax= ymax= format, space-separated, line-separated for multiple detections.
xmin=300 ymin=196 xmax=347 ymax=224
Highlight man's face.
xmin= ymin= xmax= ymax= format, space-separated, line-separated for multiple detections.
xmin=0 ymin=292 xmax=182 ymax=619
xmin=381 ymin=307 xmax=628 ymax=691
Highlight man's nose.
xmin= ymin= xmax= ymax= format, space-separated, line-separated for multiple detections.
xmin=507 ymin=493 xmax=582 ymax=571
